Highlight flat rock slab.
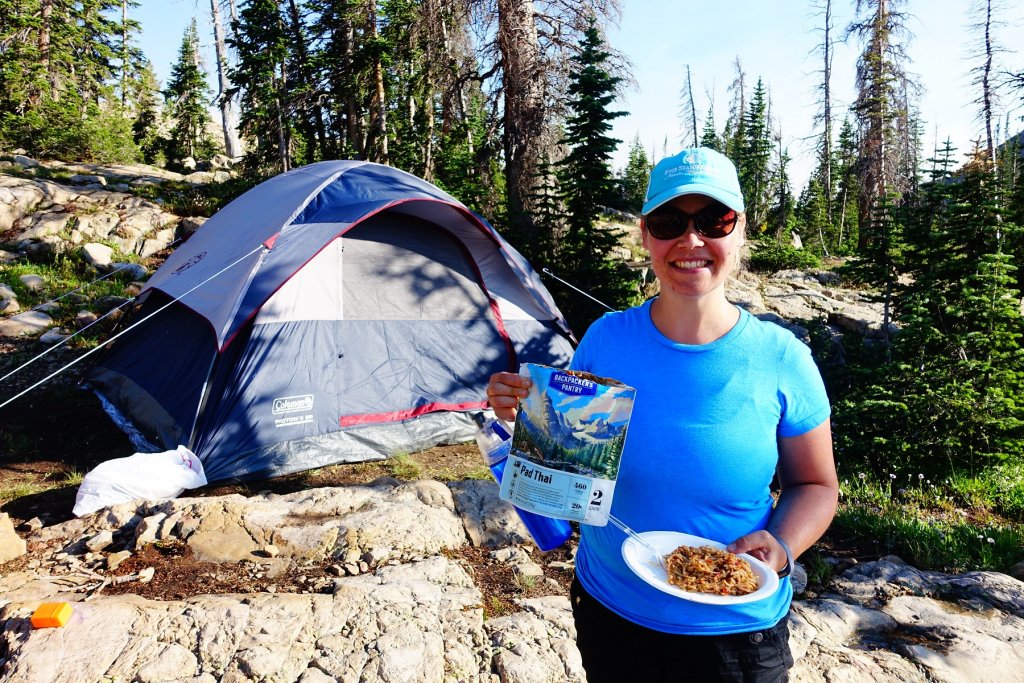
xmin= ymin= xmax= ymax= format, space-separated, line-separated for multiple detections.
xmin=0 ymin=555 xmax=585 ymax=683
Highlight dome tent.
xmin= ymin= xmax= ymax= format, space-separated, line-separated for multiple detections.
xmin=86 ymin=161 xmax=575 ymax=483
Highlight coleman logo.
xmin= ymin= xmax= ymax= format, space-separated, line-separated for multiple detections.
xmin=272 ymin=395 xmax=314 ymax=414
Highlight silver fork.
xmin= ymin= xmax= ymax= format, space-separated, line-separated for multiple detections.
xmin=608 ymin=514 xmax=668 ymax=572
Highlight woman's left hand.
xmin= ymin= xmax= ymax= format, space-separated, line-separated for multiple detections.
xmin=726 ymin=531 xmax=788 ymax=573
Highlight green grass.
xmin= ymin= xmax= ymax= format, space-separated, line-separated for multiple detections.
xmin=0 ymin=253 xmax=138 ymax=344
xmin=833 ymin=467 xmax=1024 ymax=573
xmin=484 ymin=595 xmax=508 ymax=619
xmin=385 ymin=453 xmax=423 ymax=480
xmin=0 ymin=482 xmax=50 ymax=504
xmin=800 ymin=549 xmax=834 ymax=586
xmin=1 ymin=256 xmax=131 ymax=303
xmin=128 ymin=175 xmax=257 ymax=217
xmin=948 ymin=462 xmax=1024 ymax=519
xmin=58 ymin=469 xmax=84 ymax=487
xmin=0 ymin=468 xmax=86 ymax=505
xmin=514 ymin=573 xmax=538 ymax=590
xmin=457 ymin=465 xmax=493 ymax=481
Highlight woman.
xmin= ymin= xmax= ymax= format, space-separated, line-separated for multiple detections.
xmin=486 ymin=147 xmax=839 ymax=682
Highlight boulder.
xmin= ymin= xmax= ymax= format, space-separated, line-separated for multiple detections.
xmin=0 ymin=310 xmax=53 ymax=337
xmin=13 ymin=210 xmax=73 ymax=241
xmin=81 ymin=242 xmax=114 ymax=268
xmin=21 ymin=234 xmax=69 ymax=260
xmin=138 ymin=227 xmax=175 ymax=258
xmin=74 ymin=310 xmax=98 ymax=328
xmin=177 ymin=216 xmax=207 ymax=237
xmin=210 ymin=154 xmax=232 ymax=169
xmin=110 ymin=262 xmax=148 ymax=281
xmin=182 ymin=171 xmax=216 ymax=184
xmin=74 ymin=211 xmax=120 ymax=240
xmin=0 ymin=180 xmax=46 ymax=231
xmin=94 ymin=295 xmax=131 ymax=313
xmin=0 ymin=513 xmax=26 ymax=563
xmin=69 ymin=174 xmax=107 ymax=186
xmin=12 ymin=154 xmax=39 ymax=168
xmin=38 ymin=328 xmax=71 ymax=345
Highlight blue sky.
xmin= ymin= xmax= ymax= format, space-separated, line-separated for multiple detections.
xmin=605 ymin=1 xmax=1024 ymax=185
xmin=137 ymin=1 xmax=1024 ymax=189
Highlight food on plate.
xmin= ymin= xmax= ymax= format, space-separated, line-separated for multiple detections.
xmin=664 ymin=544 xmax=758 ymax=596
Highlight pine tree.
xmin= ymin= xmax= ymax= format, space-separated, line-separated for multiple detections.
xmin=556 ymin=20 xmax=624 ymax=235
xmin=130 ymin=58 xmax=166 ymax=164
xmin=0 ymin=1 xmax=46 ymax=145
xmin=523 ymin=154 xmax=564 ymax=269
xmin=230 ymin=0 xmax=293 ymax=174
xmin=210 ymin=0 xmax=242 ymax=159
xmin=767 ymin=137 xmax=795 ymax=240
xmin=832 ymin=117 xmax=861 ymax=253
xmin=737 ymin=78 xmax=772 ymax=233
xmin=699 ymin=105 xmax=721 ymax=151
xmin=899 ymin=138 xmax=958 ymax=308
xmin=434 ymin=85 xmax=504 ymax=218
xmin=796 ymin=174 xmax=830 ymax=255
xmin=678 ymin=64 xmax=698 ymax=147
xmin=722 ymin=57 xmax=746 ymax=161
xmin=281 ymin=0 xmax=325 ymax=166
xmin=849 ymin=191 xmax=905 ymax=353
xmin=377 ymin=0 xmax=434 ymax=173
xmin=306 ymin=0 xmax=362 ymax=159
xmin=847 ymin=0 xmax=917 ymax=243
xmin=618 ymin=133 xmax=651 ymax=214
xmin=551 ymin=19 xmax=637 ymax=337
xmin=811 ymin=0 xmax=837 ymax=231
xmin=165 ymin=19 xmax=215 ymax=165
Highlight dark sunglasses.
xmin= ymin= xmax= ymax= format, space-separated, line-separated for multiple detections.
xmin=644 ymin=202 xmax=739 ymax=240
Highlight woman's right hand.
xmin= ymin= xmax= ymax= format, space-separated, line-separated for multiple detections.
xmin=486 ymin=371 xmax=532 ymax=422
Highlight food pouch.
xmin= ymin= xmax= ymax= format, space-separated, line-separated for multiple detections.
xmin=498 ymin=363 xmax=636 ymax=525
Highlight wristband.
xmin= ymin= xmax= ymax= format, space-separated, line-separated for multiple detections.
xmin=769 ymin=532 xmax=793 ymax=578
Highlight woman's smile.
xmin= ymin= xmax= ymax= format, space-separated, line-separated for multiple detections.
xmin=671 ymin=258 xmax=712 ymax=271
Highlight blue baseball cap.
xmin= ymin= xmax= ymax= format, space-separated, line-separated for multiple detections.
xmin=642 ymin=147 xmax=745 ymax=215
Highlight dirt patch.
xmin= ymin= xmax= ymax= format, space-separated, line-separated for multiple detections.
xmin=93 ymin=536 xmax=577 ymax=617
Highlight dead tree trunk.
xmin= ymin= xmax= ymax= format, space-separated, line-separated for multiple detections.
xmin=211 ymin=0 xmax=242 ymax=158
xmin=496 ymin=0 xmax=545 ymax=240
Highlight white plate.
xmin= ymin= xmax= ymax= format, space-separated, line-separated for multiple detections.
xmin=621 ymin=531 xmax=780 ymax=605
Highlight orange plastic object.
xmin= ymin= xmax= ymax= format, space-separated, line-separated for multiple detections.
xmin=30 ymin=602 xmax=73 ymax=629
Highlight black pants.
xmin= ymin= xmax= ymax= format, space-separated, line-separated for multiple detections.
xmin=570 ymin=578 xmax=794 ymax=683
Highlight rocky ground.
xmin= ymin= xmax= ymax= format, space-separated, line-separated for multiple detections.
xmin=2 ymin=463 xmax=1022 ymax=683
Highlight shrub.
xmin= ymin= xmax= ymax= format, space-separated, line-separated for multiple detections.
xmin=747 ymin=241 xmax=821 ymax=273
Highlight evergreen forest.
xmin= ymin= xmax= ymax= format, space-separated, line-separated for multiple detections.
xmin=3 ymin=0 xmax=1024 ymax=569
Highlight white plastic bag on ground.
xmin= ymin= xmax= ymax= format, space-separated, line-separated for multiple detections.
xmin=73 ymin=445 xmax=207 ymax=517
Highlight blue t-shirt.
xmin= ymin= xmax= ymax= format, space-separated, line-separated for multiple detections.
xmin=570 ymin=300 xmax=830 ymax=635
